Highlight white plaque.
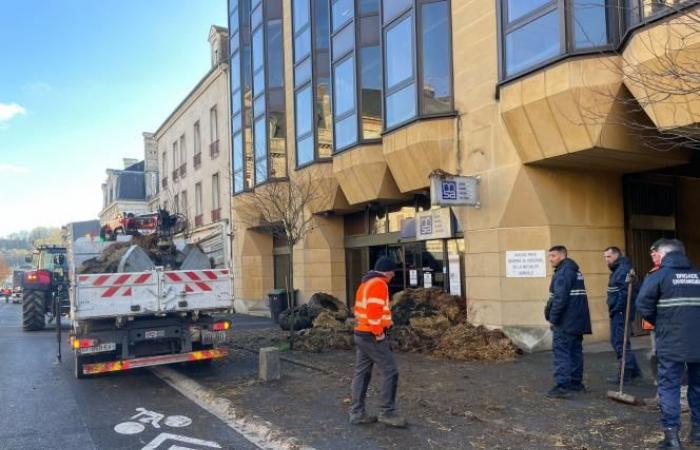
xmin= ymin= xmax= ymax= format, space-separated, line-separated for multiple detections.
xmin=416 ymin=208 xmax=453 ymax=241
xmin=448 ymin=253 xmax=461 ymax=295
xmin=430 ymin=175 xmax=480 ymax=207
xmin=505 ymin=250 xmax=547 ymax=278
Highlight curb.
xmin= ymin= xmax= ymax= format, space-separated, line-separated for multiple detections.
xmin=151 ymin=366 xmax=317 ymax=450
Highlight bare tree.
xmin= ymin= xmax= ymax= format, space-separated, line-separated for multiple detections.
xmin=235 ymin=167 xmax=335 ymax=310
xmin=567 ymin=1 xmax=700 ymax=153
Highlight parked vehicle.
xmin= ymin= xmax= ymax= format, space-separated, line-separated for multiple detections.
xmin=21 ymin=247 xmax=69 ymax=329
xmin=100 ymin=211 xmax=158 ymax=241
xmin=66 ymin=217 xmax=233 ymax=378
xmin=11 ymin=269 xmax=24 ymax=303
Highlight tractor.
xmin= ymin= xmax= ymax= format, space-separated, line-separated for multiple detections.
xmin=22 ymin=246 xmax=69 ymax=331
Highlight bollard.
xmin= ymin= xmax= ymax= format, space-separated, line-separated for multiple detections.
xmin=259 ymin=347 xmax=281 ymax=381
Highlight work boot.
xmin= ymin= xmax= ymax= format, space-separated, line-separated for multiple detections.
xmin=546 ymin=385 xmax=572 ymax=399
xmin=657 ymin=428 xmax=682 ymax=449
xmin=378 ymin=411 xmax=407 ymax=428
xmin=690 ymin=424 xmax=700 ymax=445
xmin=568 ymin=382 xmax=587 ymax=393
xmin=349 ymin=412 xmax=377 ymax=425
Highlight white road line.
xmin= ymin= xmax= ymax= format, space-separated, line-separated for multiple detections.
xmin=151 ymin=366 xmax=316 ymax=450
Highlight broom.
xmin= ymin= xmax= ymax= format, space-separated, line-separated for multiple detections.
xmin=607 ymin=269 xmax=640 ymax=405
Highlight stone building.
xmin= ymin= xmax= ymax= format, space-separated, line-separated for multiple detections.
xmin=227 ymin=0 xmax=700 ymax=347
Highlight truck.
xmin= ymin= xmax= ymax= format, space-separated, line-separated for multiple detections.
xmin=65 ymin=218 xmax=234 ymax=378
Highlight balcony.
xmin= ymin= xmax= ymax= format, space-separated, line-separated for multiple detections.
xmin=161 ymin=177 xmax=168 ymax=189
xmin=194 ymin=152 xmax=202 ymax=170
xmin=179 ymin=163 xmax=187 ymax=179
xmin=172 ymin=169 xmax=179 ymax=182
xmin=210 ymin=140 xmax=220 ymax=158
xmin=211 ymin=208 xmax=221 ymax=222
xmin=194 ymin=214 xmax=203 ymax=227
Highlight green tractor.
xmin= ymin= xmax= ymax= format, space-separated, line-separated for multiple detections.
xmin=22 ymin=246 xmax=69 ymax=331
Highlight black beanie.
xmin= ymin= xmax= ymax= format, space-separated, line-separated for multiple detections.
xmin=374 ymin=257 xmax=397 ymax=272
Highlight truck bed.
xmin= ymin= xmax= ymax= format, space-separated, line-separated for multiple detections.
xmin=73 ymin=268 xmax=232 ymax=320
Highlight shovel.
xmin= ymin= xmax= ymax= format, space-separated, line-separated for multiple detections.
xmin=607 ymin=269 xmax=640 ymax=405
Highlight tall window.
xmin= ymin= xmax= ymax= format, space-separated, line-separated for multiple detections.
xmin=181 ymin=190 xmax=188 ymax=216
xmin=194 ymin=121 xmax=201 ymax=154
xmin=331 ymin=0 xmax=382 ymax=152
xmin=382 ymin=0 xmax=453 ymax=131
xmin=172 ymin=141 xmax=179 ymax=171
xmin=195 ymin=182 xmax=203 ymax=216
xmin=179 ymin=134 xmax=186 ymax=167
xmin=210 ymin=106 xmax=219 ymax=143
xmin=293 ymin=0 xmax=333 ymax=167
xmin=229 ymin=0 xmax=254 ymax=194
xmin=174 ymin=193 xmax=180 ymax=212
xmin=212 ymin=173 xmax=221 ymax=211
xmin=162 ymin=152 xmax=167 ymax=176
xmin=499 ymin=0 xmax=613 ymax=79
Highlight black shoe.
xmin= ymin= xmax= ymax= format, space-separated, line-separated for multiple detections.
xmin=657 ymin=427 xmax=682 ymax=449
xmin=377 ymin=411 xmax=407 ymax=428
xmin=568 ymin=382 xmax=587 ymax=393
xmin=546 ymin=385 xmax=572 ymax=399
xmin=349 ymin=412 xmax=378 ymax=425
xmin=690 ymin=425 xmax=700 ymax=445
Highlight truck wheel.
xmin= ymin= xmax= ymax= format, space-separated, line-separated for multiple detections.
xmin=22 ymin=291 xmax=46 ymax=331
xmin=74 ymin=354 xmax=87 ymax=379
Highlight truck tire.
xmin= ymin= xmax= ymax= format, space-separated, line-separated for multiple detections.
xmin=22 ymin=290 xmax=46 ymax=331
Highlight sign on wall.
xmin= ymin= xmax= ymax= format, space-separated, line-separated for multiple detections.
xmin=505 ymin=250 xmax=547 ymax=278
xmin=430 ymin=175 xmax=480 ymax=207
xmin=416 ymin=208 xmax=453 ymax=240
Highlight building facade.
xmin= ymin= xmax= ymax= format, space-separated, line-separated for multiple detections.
xmin=153 ymin=26 xmax=232 ymax=268
xmin=227 ymin=0 xmax=700 ymax=347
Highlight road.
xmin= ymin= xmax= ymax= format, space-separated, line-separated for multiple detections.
xmin=0 ymin=301 xmax=263 ymax=450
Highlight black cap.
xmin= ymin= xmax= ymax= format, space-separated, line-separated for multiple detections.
xmin=374 ymin=257 xmax=397 ymax=272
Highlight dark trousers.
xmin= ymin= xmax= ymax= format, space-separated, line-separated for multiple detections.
xmin=552 ymin=329 xmax=584 ymax=387
xmin=350 ymin=332 xmax=399 ymax=415
xmin=609 ymin=311 xmax=640 ymax=373
xmin=657 ymin=358 xmax=700 ymax=429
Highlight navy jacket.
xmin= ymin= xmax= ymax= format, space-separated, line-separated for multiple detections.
xmin=607 ymin=256 xmax=632 ymax=316
xmin=545 ymin=258 xmax=592 ymax=335
xmin=635 ymin=252 xmax=700 ymax=363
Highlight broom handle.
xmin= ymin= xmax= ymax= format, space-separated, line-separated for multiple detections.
xmin=619 ymin=269 xmax=635 ymax=393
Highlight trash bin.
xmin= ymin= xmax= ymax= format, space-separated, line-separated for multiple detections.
xmin=268 ymin=289 xmax=289 ymax=324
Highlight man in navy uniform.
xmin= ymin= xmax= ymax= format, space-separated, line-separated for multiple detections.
xmin=545 ymin=245 xmax=592 ymax=399
xmin=603 ymin=246 xmax=642 ymax=383
xmin=636 ymin=239 xmax=700 ymax=449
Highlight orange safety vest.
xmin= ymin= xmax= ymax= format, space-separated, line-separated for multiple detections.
xmin=354 ymin=275 xmax=392 ymax=336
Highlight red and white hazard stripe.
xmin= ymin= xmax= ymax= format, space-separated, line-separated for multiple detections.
xmin=78 ymin=273 xmax=153 ymax=298
xmin=164 ymin=269 xmax=229 ymax=294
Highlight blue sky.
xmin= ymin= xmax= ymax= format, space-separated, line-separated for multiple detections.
xmin=0 ymin=0 xmax=227 ymax=236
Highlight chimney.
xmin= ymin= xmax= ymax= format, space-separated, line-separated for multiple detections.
xmin=208 ymin=25 xmax=229 ymax=68
xmin=142 ymin=132 xmax=157 ymax=172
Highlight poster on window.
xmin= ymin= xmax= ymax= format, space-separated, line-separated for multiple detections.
xmin=423 ymin=272 xmax=433 ymax=288
xmin=409 ymin=269 xmax=418 ymax=286
xmin=448 ymin=253 xmax=461 ymax=296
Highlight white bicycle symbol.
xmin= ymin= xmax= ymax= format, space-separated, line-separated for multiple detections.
xmin=114 ymin=407 xmax=192 ymax=435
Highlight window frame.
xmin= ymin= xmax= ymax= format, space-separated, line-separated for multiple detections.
xmin=193 ymin=121 xmax=201 ymax=155
xmin=195 ymin=182 xmax=203 ymax=217
xmin=381 ymin=0 xmax=456 ymax=134
xmin=212 ymin=172 xmax=221 ymax=211
xmin=228 ymin=0 xmax=251 ymax=195
xmin=497 ymin=0 xmax=622 ymax=83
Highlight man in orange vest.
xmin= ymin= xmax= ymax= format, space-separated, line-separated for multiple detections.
xmin=349 ymin=257 xmax=406 ymax=428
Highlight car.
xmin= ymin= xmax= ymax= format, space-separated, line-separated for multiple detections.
xmin=1 ymin=287 xmax=11 ymax=303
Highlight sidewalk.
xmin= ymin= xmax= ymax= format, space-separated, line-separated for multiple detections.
xmin=177 ymin=319 xmax=687 ymax=450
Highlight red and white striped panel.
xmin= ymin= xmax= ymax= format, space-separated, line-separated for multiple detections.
xmin=163 ymin=269 xmax=229 ymax=294
xmin=77 ymin=273 xmax=153 ymax=298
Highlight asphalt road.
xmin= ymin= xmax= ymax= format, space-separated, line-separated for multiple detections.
xmin=0 ymin=301 xmax=261 ymax=450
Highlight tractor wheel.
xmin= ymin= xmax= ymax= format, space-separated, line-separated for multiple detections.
xmin=22 ymin=290 xmax=46 ymax=331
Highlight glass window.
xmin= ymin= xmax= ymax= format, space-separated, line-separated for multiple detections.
xmin=505 ymin=10 xmax=560 ymax=76
xmin=195 ymin=183 xmax=203 ymax=216
xmin=297 ymin=135 xmax=315 ymax=166
xmin=212 ymin=173 xmax=220 ymax=210
xmin=233 ymin=133 xmax=244 ymax=192
xmin=254 ymin=117 xmax=268 ymax=184
xmin=421 ymin=1 xmax=451 ymax=114
xmin=332 ymin=0 xmax=354 ymax=31
xmin=252 ymin=4 xmax=263 ymax=29
xmin=295 ymin=86 xmax=313 ymax=138
xmin=573 ymin=0 xmax=607 ymax=49
xmin=293 ymin=0 xmax=310 ymax=33
xmin=507 ymin=0 xmax=553 ymax=23
xmin=254 ymin=70 xmax=265 ymax=95
xmin=385 ymin=15 xmax=413 ymax=89
xmin=332 ymin=25 xmax=354 ymax=60
xmin=232 ymin=112 xmax=242 ymax=132
xmin=386 ymin=82 xmax=416 ymax=127
xmin=382 ymin=0 xmax=411 ymax=24
xmin=335 ymin=113 xmax=358 ymax=149
xmin=295 ymin=58 xmax=312 ymax=87
xmin=254 ymin=95 xmax=266 ymax=117
xmin=360 ymin=0 xmax=379 ymax=15
xmin=295 ymin=27 xmax=312 ymax=63
xmin=267 ymin=20 xmax=284 ymax=88
xmin=231 ymin=52 xmax=241 ymax=90
xmin=333 ymin=57 xmax=355 ymax=116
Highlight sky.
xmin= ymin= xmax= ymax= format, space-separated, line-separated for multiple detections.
xmin=0 ymin=0 xmax=227 ymax=237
